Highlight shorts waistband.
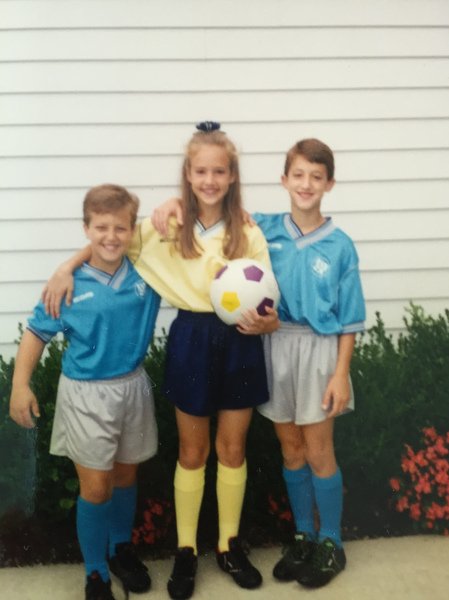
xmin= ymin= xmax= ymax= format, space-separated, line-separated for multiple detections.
xmin=177 ymin=309 xmax=219 ymax=322
xmin=278 ymin=321 xmax=315 ymax=334
xmin=61 ymin=364 xmax=145 ymax=386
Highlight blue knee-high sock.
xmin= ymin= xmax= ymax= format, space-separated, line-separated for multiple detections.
xmin=77 ymin=497 xmax=111 ymax=582
xmin=312 ymin=468 xmax=343 ymax=547
xmin=108 ymin=484 xmax=137 ymax=558
xmin=283 ymin=464 xmax=316 ymax=539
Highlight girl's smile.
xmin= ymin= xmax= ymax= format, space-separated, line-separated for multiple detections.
xmin=187 ymin=145 xmax=235 ymax=222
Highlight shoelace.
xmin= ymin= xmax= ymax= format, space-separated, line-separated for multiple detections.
xmin=289 ymin=537 xmax=312 ymax=561
xmin=225 ymin=544 xmax=252 ymax=571
xmin=310 ymin=540 xmax=336 ymax=570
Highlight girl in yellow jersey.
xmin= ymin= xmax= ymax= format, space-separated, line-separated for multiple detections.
xmin=43 ymin=122 xmax=279 ymax=600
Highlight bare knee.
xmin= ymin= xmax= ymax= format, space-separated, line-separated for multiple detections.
xmin=280 ymin=438 xmax=307 ymax=470
xmin=75 ymin=464 xmax=112 ymax=504
xmin=79 ymin=483 xmax=111 ymax=504
xmin=215 ymin=439 xmax=245 ymax=468
xmin=113 ymin=463 xmax=138 ymax=488
xmin=305 ymin=443 xmax=337 ymax=477
xmin=179 ymin=443 xmax=210 ymax=470
xmin=274 ymin=423 xmax=306 ymax=470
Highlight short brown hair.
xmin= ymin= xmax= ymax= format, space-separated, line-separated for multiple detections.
xmin=83 ymin=184 xmax=139 ymax=227
xmin=284 ymin=138 xmax=335 ymax=180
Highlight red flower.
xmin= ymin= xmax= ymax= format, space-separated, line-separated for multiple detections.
xmin=396 ymin=496 xmax=409 ymax=512
xmin=391 ymin=427 xmax=449 ymax=534
xmin=390 ymin=478 xmax=401 ymax=492
xmin=423 ymin=427 xmax=438 ymax=442
xmin=415 ymin=476 xmax=431 ymax=495
xmin=410 ymin=503 xmax=421 ymax=520
xmin=414 ymin=450 xmax=428 ymax=468
xmin=268 ymin=494 xmax=279 ymax=513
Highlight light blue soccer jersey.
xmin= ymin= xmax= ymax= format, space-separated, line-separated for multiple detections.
xmin=253 ymin=213 xmax=365 ymax=335
xmin=28 ymin=258 xmax=161 ymax=380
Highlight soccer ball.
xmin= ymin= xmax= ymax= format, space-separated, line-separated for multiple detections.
xmin=210 ymin=258 xmax=280 ymax=325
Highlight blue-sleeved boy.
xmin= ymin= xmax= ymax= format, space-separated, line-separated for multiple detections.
xmin=9 ymin=184 xmax=161 ymax=600
xmin=253 ymin=138 xmax=365 ymax=589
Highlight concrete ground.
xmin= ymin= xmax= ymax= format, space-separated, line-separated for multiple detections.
xmin=0 ymin=536 xmax=448 ymax=600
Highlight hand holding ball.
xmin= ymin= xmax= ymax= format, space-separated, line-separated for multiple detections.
xmin=210 ymin=259 xmax=280 ymax=325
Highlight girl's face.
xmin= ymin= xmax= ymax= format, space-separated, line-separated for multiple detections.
xmin=186 ymin=145 xmax=235 ymax=216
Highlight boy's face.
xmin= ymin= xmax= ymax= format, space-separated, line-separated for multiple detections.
xmin=282 ymin=154 xmax=334 ymax=214
xmin=83 ymin=208 xmax=135 ymax=274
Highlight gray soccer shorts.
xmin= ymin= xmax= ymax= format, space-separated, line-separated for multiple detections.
xmin=258 ymin=323 xmax=354 ymax=425
xmin=50 ymin=366 xmax=158 ymax=470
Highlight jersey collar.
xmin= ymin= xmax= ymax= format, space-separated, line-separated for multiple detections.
xmin=195 ymin=218 xmax=225 ymax=239
xmin=81 ymin=257 xmax=129 ymax=289
xmin=284 ymin=214 xmax=336 ymax=249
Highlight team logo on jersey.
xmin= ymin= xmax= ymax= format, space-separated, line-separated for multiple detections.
xmin=73 ymin=291 xmax=94 ymax=304
xmin=135 ymin=281 xmax=146 ymax=297
xmin=312 ymin=257 xmax=330 ymax=277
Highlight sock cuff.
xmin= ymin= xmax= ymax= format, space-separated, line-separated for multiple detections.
xmin=174 ymin=462 xmax=205 ymax=492
xmin=77 ymin=496 xmax=112 ymax=514
xmin=112 ymin=484 xmax=137 ymax=499
xmin=312 ymin=467 xmax=342 ymax=490
xmin=282 ymin=463 xmax=312 ymax=482
xmin=217 ymin=460 xmax=247 ymax=486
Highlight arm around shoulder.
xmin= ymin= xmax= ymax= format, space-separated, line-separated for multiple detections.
xmin=41 ymin=245 xmax=91 ymax=318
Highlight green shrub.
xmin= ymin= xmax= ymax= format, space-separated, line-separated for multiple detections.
xmin=0 ymin=352 xmax=36 ymax=519
xmin=335 ymin=304 xmax=449 ymax=533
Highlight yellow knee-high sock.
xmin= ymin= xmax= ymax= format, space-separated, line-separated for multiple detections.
xmin=217 ymin=461 xmax=247 ymax=552
xmin=174 ymin=462 xmax=205 ymax=555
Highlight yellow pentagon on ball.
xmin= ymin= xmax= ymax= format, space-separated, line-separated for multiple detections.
xmin=221 ymin=292 xmax=241 ymax=313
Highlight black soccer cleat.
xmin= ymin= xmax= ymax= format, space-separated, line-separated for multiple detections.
xmin=297 ymin=537 xmax=346 ymax=588
xmin=108 ymin=541 xmax=151 ymax=594
xmin=85 ymin=571 xmax=116 ymax=600
xmin=167 ymin=547 xmax=198 ymax=600
xmin=216 ymin=536 xmax=263 ymax=589
xmin=272 ymin=532 xmax=316 ymax=581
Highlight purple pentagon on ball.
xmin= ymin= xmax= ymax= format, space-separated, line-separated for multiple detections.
xmin=215 ymin=265 xmax=228 ymax=280
xmin=243 ymin=265 xmax=264 ymax=282
xmin=257 ymin=298 xmax=274 ymax=316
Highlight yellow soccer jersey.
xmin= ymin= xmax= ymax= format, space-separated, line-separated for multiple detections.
xmin=127 ymin=217 xmax=270 ymax=311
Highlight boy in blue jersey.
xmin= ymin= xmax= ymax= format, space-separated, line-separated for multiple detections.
xmin=9 ymin=184 xmax=161 ymax=600
xmin=253 ymin=138 xmax=365 ymax=589
xmin=151 ymin=137 xmax=365 ymax=589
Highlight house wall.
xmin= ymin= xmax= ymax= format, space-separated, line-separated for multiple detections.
xmin=1 ymin=0 xmax=449 ymax=357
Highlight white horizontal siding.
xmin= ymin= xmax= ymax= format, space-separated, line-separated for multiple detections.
xmin=3 ymin=58 xmax=448 ymax=93
xmin=2 ymin=27 xmax=449 ymax=61
xmin=3 ymin=119 xmax=449 ymax=157
xmin=1 ymin=0 xmax=448 ymax=358
xmin=2 ymin=0 xmax=448 ymax=27
xmin=2 ymin=89 xmax=448 ymax=125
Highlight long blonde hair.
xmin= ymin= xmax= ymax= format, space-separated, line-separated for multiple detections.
xmin=175 ymin=125 xmax=247 ymax=259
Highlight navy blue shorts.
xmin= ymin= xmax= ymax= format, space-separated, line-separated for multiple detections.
xmin=163 ymin=310 xmax=269 ymax=417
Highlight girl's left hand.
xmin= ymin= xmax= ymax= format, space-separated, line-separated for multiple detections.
xmin=321 ymin=373 xmax=351 ymax=418
xmin=236 ymin=306 xmax=280 ymax=335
